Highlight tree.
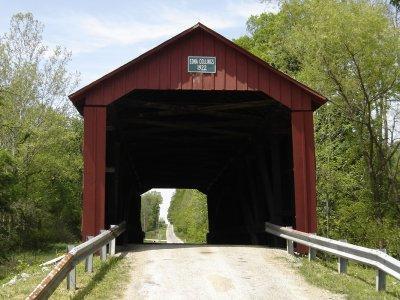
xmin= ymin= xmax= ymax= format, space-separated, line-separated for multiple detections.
xmin=0 ymin=13 xmax=81 ymax=254
xmin=141 ymin=191 xmax=162 ymax=232
xmin=168 ymin=189 xmax=208 ymax=243
xmin=237 ymin=0 xmax=400 ymax=255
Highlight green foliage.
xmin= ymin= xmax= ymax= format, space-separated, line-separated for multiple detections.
xmin=0 ymin=13 xmax=82 ymax=259
xmin=167 ymin=189 xmax=208 ymax=243
xmin=141 ymin=191 xmax=162 ymax=232
xmin=298 ymin=258 xmax=400 ymax=299
xmin=237 ymin=0 xmax=400 ymax=256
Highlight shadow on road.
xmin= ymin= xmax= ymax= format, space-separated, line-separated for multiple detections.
xmin=119 ymin=243 xmax=282 ymax=253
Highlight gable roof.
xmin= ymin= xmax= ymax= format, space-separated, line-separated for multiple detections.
xmin=69 ymin=23 xmax=326 ymax=111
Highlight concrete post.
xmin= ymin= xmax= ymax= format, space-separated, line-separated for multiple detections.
xmin=66 ymin=245 xmax=76 ymax=290
xmin=338 ymin=239 xmax=348 ymax=274
xmin=376 ymin=249 xmax=387 ymax=291
xmin=100 ymin=230 xmax=107 ymax=261
xmin=110 ymin=225 xmax=116 ymax=256
xmin=287 ymin=240 xmax=294 ymax=256
xmin=308 ymin=247 xmax=317 ymax=261
xmin=85 ymin=236 xmax=94 ymax=273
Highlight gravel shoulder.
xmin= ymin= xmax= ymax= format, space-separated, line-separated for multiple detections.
xmin=123 ymin=244 xmax=344 ymax=299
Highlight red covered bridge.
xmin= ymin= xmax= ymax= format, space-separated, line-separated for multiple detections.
xmin=69 ymin=23 xmax=326 ymax=246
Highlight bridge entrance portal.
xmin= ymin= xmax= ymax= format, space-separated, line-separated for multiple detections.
xmin=69 ymin=23 xmax=326 ymax=248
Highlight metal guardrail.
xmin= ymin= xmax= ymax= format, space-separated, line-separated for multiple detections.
xmin=265 ymin=222 xmax=400 ymax=291
xmin=27 ymin=222 xmax=126 ymax=300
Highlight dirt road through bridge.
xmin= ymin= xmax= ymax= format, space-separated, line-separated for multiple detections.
xmin=166 ymin=224 xmax=183 ymax=243
xmin=123 ymin=244 xmax=342 ymax=299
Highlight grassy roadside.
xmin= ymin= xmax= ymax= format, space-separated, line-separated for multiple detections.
xmin=145 ymin=228 xmax=166 ymax=241
xmin=295 ymin=256 xmax=400 ymax=299
xmin=0 ymin=245 xmax=131 ymax=299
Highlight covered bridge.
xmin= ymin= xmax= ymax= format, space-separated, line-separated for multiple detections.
xmin=69 ymin=23 xmax=326 ymax=245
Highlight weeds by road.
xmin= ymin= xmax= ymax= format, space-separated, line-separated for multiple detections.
xmin=297 ymin=256 xmax=400 ymax=299
xmin=0 ymin=245 xmax=131 ymax=299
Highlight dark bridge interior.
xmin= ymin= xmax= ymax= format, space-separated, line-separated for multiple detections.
xmin=105 ymin=90 xmax=295 ymax=245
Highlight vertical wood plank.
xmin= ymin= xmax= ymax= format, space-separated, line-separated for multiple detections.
xmin=291 ymin=87 xmax=311 ymax=110
xmin=280 ymin=81 xmax=292 ymax=108
xmin=304 ymin=112 xmax=317 ymax=232
xmin=159 ymin=49 xmax=170 ymax=89
xmin=170 ymin=47 xmax=181 ymax=89
xmin=148 ymin=56 xmax=160 ymax=89
xmin=269 ymin=71 xmax=280 ymax=101
xmin=124 ymin=66 xmax=136 ymax=93
xmin=225 ymin=47 xmax=236 ymax=90
xmin=291 ymin=110 xmax=317 ymax=252
xmin=291 ymin=111 xmax=308 ymax=233
xmin=247 ymin=60 xmax=258 ymax=90
xmin=203 ymin=32 xmax=215 ymax=90
xmin=136 ymin=62 xmax=148 ymax=89
xmin=181 ymin=36 xmax=192 ymax=90
xmin=192 ymin=31 xmax=203 ymax=90
xmin=258 ymin=67 xmax=269 ymax=95
xmin=214 ymin=39 xmax=225 ymax=90
xmin=82 ymin=107 xmax=96 ymax=239
xmin=236 ymin=54 xmax=247 ymax=90
xmin=95 ymin=107 xmax=106 ymax=234
xmin=83 ymin=106 xmax=106 ymax=239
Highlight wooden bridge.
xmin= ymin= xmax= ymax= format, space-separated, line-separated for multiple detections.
xmin=69 ymin=23 xmax=326 ymax=247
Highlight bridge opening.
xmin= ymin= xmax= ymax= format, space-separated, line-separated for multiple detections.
xmin=104 ymin=89 xmax=294 ymax=246
xmin=139 ymin=188 xmax=208 ymax=244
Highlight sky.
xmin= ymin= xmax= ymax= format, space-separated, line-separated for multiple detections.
xmin=0 ymin=0 xmax=278 ymax=221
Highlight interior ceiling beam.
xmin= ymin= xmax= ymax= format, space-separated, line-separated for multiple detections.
xmin=119 ymin=110 xmax=268 ymax=121
xmin=124 ymin=135 xmax=245 ymax=142
xmin=117 ymin=99 xmax=273 ymax=118
xmin=120 ymin=119 xmax=251 ymax=137
xmin=121 ymin=119 xmax=263 ymax=128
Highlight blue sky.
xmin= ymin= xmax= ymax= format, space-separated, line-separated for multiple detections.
xmin=0 ymin=0 xmax=278 ymax=221
xmin=0 ymin=0 xmax=278 ymax=88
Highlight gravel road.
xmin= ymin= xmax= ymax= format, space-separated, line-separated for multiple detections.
xmin=123 ymin=244 xmax=343 ymax=299
xmin=166 ymin=224 xmax=183 ymax=243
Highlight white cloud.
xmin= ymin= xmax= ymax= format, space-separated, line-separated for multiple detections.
xmin=44 ymin=0 xmax=276 ymax=56
xmin=74 ymin=7 xmax=236 ymax=54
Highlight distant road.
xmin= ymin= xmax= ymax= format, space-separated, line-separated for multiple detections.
xmin=166 ymin=224 xmax=183 ymax=243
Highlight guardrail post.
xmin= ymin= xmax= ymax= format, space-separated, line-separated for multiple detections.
xmin=109 ymin=225 xmax=116 ymax=256
xmin=85 ymin=236 xmax=94 ymax=273
xmin=66 ymin=245 xmax=76 ymax=290
xmin=338 ymin=239 xmax=348 ymax=274
xmin=308 ymin=247 xmax=317 ymax=261
xmin=376 ymin=249 xmax=387 ymax=291
xmin=100 ymin=230 xmax=107 ymax=261
xmin=287 ymin=240 xmax=294 ymax=256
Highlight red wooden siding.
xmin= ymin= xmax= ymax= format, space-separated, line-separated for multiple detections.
xmin=84 ymin=30 xmax=316 ymax=111
xmin=291 ymin=111 xmax=317 ymax=235
xmin=82 ymin=106 xmax=106 ymax=238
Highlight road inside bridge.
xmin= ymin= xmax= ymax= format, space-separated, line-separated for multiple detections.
xmin=123 ymin=244 xmax=342 ymax=299
xmin=166 ymin=224 xmax=183 ymax=243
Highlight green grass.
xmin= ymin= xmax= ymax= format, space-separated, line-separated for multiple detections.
xmin=0 ymin=243 xmax=68 ymax=283
xmin=296 ymin=256 xmax=400 ymax=299
xmin=145 ymin=228 xmax=166 ymax=240
xmin=0 ymin=246 xmax=132 ymax=299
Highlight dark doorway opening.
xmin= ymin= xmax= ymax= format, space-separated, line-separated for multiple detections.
xmin=104 ymin=89 xmax=294 ymax=245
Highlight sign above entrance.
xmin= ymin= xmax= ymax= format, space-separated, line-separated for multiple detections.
xmin=188 ymin=56 xmax=216 ymax=73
